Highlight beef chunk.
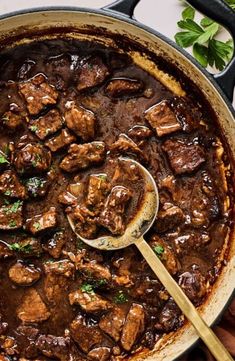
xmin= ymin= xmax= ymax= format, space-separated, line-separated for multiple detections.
xmin=43 ymin=231 xmax=66 ymax=259
xmin=15 ymin=325 xmax=39 ymax=359
xmin=87 ymin=174 xmax=110 ymax=212
xmin=19 ymin=74 xmax=58 ymax=115
xmin=67 ymin=204 xmax=97 ymax=239
xmin=77 ymin=56 xmax=110 ymax=91
xmin=87 ymin=347 xmax=111 ymax=361
xmin=8 ymin=261 xmax=41 ymax=286
xmin=121 ymin=303 xmax=145 ymax=351
xmin=78 ymin=261 xmax=112 ymax=282
xmin=64 ymin=102 xmax=96 ymax=141
xmin=150 ymin=235 xmax=180 ymax=275
xmin=14 ymin=143 xmax=51 ymax=174
xmin=162 ymin=138 xmax=206 ymax=174
xmin=1 ymin=110 xmax=23 ymax=130
xmin=25 ymin=207 xmax=57 ymax=235
xmin=70 ymin=315 xmax=103 ymax=353
xmin=0 ymin=336 xmax=19 ymax=356
xmin=145 ymin=100 xmax=181 ymax=137
xmin=69 ymin=289 xmax=111 ymax=313
xmin=171 ymin=96 xmax=199 ymax=132
xmin=178 ymin=269 xmax=207 ymax=304
xmin=36 ymin=334 xmax=77 ymax=361
xmin=110 ymin=134 xmax=145 ymax=161
xmin=14 ymin=237 xmax=43 ymax=258
xmin=17 ymin=288 xmax=50 ymax=323
xmin=24 ymin=177 xmax=49 ymax=198
xmin=44 ymin=259 xmax=75 ymax=278
xmin=0 ymin=170 xmax=26 ymax=199
xmin=45 ymin=128 xmax=76 ymax=152
xmin=99 ymin=307 xmax=125 ymax=342
xmin=105 ymin=78 xmax=143 ymax=97
xmin=155 ymin=298 xmax=182 ymax=332
xmin=0 ymin=201 xmax=23 ymax=230
xmin=0 ymin=243 xmax=13 ymax=259
xmin=128 ymin=125 xmax=153 ymax=141
xmin=29 ymin=109 xmax=63 ymax=140
xmin=98 ymin=186 xmax=132 ymax=235
xmin=155 ymin=202 xmax=184 ymax=233
xmin=60 ymin=142 xmax=106 ymax=173
xmin=112 ymin=250 xmax=134 ymax=287
xmin=190 ymin=171 xmax=220 ymax=227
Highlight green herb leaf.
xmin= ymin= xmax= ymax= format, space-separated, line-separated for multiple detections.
xmin=3 ymin=200 xmax=23 ymax=215
xmin=193 ymin=43 xmax=208 ymax=68
xmin=0 ymin=152 xmax=9 ymax=164
xmin=177 ymin=19 xmax=204 ymax=34
xmin=9 ymin=242 xmax=32 ymax=253
xmin=33 ymin=222 xmax=41 ymax=231
xmin=175 ymin=31 xmax=201 ymax=48
xmin=182 ymin=6 xmax=195 ymax=20
xmin=114 ymin=290 xmax=128 ymax=304
xmin=200 ymin=17 xmax=214 ymax=28
xmin=4 ymin=190 xmax=12 ymax=196
xmin=208 ymin=39 xmax=233 ymax=70
xmin=154 ymin=245 xmax=164 ymax=257
xmin=9 ymin=220 xmax=17 ymax=228
xmin=80 ymin=283 xmax=94 ymax=294
xmin=196 ymin=22 xmax=219 ymax=44
xmin=30 ymin=125 xmax=38 ymax=133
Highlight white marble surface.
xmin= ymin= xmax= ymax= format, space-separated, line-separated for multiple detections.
xmin=0 ymin=0 xmax=234 ymax=106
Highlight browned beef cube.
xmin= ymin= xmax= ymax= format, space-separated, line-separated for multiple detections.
xmin=8 ymin=261 xmax=41 ymax=286
xmin=78 ymin=261 xmax=112 ymax=282
xmin=29 ymin=109 xmax=63 ymax=140
xmin=171 ymin=96 xmax=199 ymax=132
xmin=17 ymin=288 xmax=51 ymax=323
xmin=145 ymin=100 xmax=181 ymax=137
xmin=68 ymin=204 xmax=98 ymax=239
xmin=0 ymin=170 xmax=26 ymax=199
xmin=88 ymin=347 xmax=111 ymax=361
xmin=178 ymin=269 xmax=207 ymax=304
xmin=0 ymin=201 xmax=23 ymax=230
xmin=150 ymin=235 xmax=180 ymax=275
xmin=162 ymin=138 xmax=205 ymax=174
xmin=24 ymin=176 xmax=49 ymax=198
xmin=45 ymin=128 xmax=76 ymax=152
xmin=65 ymin=102 xmax=96 ymax=141
xmin=19 ymin=74 xmax=58 ymax=115
xmin=43 ymin=231 xmax=66 ymax=259
xmin=1 ymin=111 xmax=23 ymax=130
xmin=58 ymin=190 xmax=77 ymax=206
xmin=69 ymin=289 xmax=111 ymax=313
xmin=36 ymin=334 xmax=70 ymax=359
xmin=44 ymin=259 xmax=75 ymax=278
xmin=155 ymin=298 xmax=182 ymax=332
xmin=87 ymin=174 xmax=110 ymax=212
xmin=98 ymin=186 xmax=132 ymax=235
xmin=99 ymin=308 xmax=126 ymax=342
xmin=110 ymin=134 xmax=145 ymax=161
xmin=105 ymin=78 xmax=143 ymax=97
xmin=77 ymin=56 xmax=110 ymax=91
xmin=190 ymin=171 xmax=220 ymax=227
xmin=128 ymin=125 xmax=153 ymax=141
xmin=121 ymin=303 xmax=145 ymax=351
xmin=155 ymin=202 xmax=184 ymax=233
xmin=70 ymin=315 xmax=103 ymax=353
xmin=0 ymin=243 xmax=13 ymax=259
xmin=25 ymin=207 xmax=57 ymax=235
xmin=14 ymin=143 xmax=51 ymax=174
xmin=60 ymin=142 xmax=106 ymax=173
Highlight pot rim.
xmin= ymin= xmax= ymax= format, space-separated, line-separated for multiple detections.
xmin=0 ymin=6 xmax=234 ymax=361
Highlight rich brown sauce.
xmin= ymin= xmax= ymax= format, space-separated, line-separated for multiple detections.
xmin=0 ymin=38 xmax=233 ymax=360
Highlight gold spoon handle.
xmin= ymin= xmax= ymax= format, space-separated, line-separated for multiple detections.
xmin=135 ymin=237 xmax=233 ymax=361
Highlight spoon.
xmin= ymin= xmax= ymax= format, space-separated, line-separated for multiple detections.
xmin=68 ymin=157 xmax=233 ymax=361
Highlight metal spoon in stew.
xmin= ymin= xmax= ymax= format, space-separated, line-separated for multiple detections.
xmin=68 ymin=157 xmax=233 ymax=361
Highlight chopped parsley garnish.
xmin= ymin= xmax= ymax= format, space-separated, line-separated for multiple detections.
xmin=99 ymin=174 xmax=107 ymax=181
xmin=114 ymin=290 xmax=128 ymax=304
xmin=9 ymin=242 xmax=32 ymax=253
xmin=33 ymin=222 xmax=41 ymax=231
xmin=9 ymin=220 xmax=17 ymax=228
xmin=80 ymin=283 xmax=95 ymax=294
xmin=3 ymin=200 xmax=23 ymax=214
xmin=0 ymin=152 xmax=9 ymax=164
xmin=154 ymin=245 xmax=165 ymax=257
xmin=32 ymin=154 xmax=42 ymax=168
xmin=30 ymin=125 xmax=38 ymax=133
xmin=4 ymin=190 xmax=12 ymax=196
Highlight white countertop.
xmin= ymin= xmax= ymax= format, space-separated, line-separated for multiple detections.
xmin=0 ymin=0 xmax=234 ymax=106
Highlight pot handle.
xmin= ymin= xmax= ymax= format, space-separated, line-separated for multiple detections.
xmin=102 ymin=0 xmax=141 ymax=19
xmin=187 ymin=0 xmax=235 ymax=101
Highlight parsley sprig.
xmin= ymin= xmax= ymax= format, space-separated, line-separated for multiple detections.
xmin=174 ymin=1 xmax=234 ymax=70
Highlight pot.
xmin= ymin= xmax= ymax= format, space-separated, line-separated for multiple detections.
xmin=0 ymin=1 xmax=234 ymax=360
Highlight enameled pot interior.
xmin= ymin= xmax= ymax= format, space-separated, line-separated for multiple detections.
xmin=0 ymin=9 xmax=234 ymax=361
